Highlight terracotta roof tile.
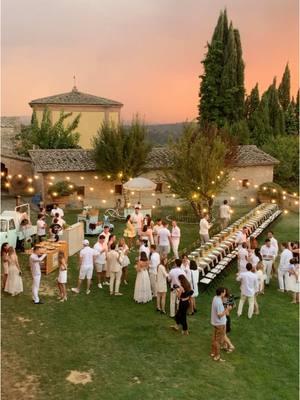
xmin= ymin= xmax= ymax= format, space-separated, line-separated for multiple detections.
xmin=28 ymin=145 xmax=279 ymax=173
xmin=29 ymin=87 xmax=123 ymax=107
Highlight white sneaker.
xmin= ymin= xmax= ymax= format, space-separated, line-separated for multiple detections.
xmin=98 ymin=283 xmax=103 ymax=289
xmin=104 ymin=282 xmax=110 ymax=286
xmin=124 ymin=281 xmax=128 ymax=285
xmin=115 ymin=292 xmax=123 ymax=296
xmin=71 ymin=288 xmax=80 ymax=294
xmin=86 ymin=289 xmax=91 ymax=295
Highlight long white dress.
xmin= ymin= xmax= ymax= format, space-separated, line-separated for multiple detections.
xmin=134 ymin=261 xmax=152 ymax=303
xmin=191 ymin=270 xmax=199 ymax=298
xmin=4 ymin=255 xmax=23 ymax=296
xmin=156 ymin=264 xmax=168 ymax=293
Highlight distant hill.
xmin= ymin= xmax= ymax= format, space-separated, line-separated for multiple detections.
xmin=145 ymin=123 xmax=184 ymax=145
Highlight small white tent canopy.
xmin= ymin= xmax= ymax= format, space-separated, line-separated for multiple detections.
xmin=123 ymin=177 xmax=156 ymax=202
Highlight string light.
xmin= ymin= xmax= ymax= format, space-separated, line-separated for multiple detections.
xmin=80 ymin=176 xmax=84 ymax=180
xmin=152 ymin=205 xmax=156 ymax=209
xmin=295 ymin=201 xmax=299 ymax=205
xmin=1 ymin=172 xmax=5 ymax=177
xmin=151 ymin=193 xmax=155 ymax=197
xmin=102 ymin=200 xmax=107 ymax=203
xmin=7 ymin=175 xmax=12 ymax=180
xmin=129 ymin=177 xmax=133 ymax=181
xmin=94 ymin=176 xmax=99 ymax=180
xmin=230 ymin=209 xmax=234 ymax=214
xmin=28 ymin=187 xmax=34 ymax=193
xmin=110 ymin=189 xmax=114 ymax=194
xmin=272 ymin=189 xmax=277 ymax=193
xmin=118 ymin=172 xmax=123 ymax=178
xmin=246 ymin=182 xmax=250 ymax=187
xmin=254 ymin=184 xmax=258 ymax=189
xmin=230 ymin=196 xmax=235 ymax=201
xmin=68 ymin=184 xmax=74 ymax=189
xmin=250 ymin=198 xmax=255 ymax=202
xmin=282 ymin=191 xmax=286 ymax=195
xmin=284 ymin=210 xmax=289 ymax=214
xmin=48 ymin=182 xmax=53 ymax=186
xmin=5 ymin=182 xmax=10 ymax=188
xmin=131 ymin=191 xmax=135 ymax=195
xmin=263 ymin=187 xmax=267 ymax=190
xmin=282 ymin=196 xmax=287 ymax=200
xmin=127 ymin=202 xmax=131 ymax=207
xmin=107 ymin=175 xmax=111 ymax=179
xmin=211 ymin=194 xmax=215 ymax=198
xmin=34 ymin=175 xmax=39 ymax=180
xmin=231 ymin=177 xmax=235 ymax=181
xmin=17 ymin=174 xmax=22 ymax=178
xmin=167 ymin=185 xmax=171 ymax=189
xmin=220 ymin=171 xmax=224 ymax=175
xmin=27 ymin=178 xmax=33 ymax=183
xmin=52 ymin=192 xmax=58 ymax=197
xmin=77 ymin=196 xmax=82 ymax=200
xmin=172 ymin=194 xmax=176 ymax=198
xmin=66 ymin=176 xmax=70 ymax=181
xmin=50 ymin=176 xmax=55 ymax=180
xmin=271 ymin=199 xmax=276 ymax=204
xmin=211 ymin=181 xmax=215 ymax=184
xmin=293 ymin=193 xmax=298 ymax=197
xmin=176 ymin=207 xmax=181 ymax=212
xmin=89 ymin=187 xmax=94 ymax=191
xmin=203 ymin=208 xmax=207 ymax=213
xmin=238 ymin=180 xmax=242 ymax=184
xmin=197 ymin=186 xmax=200 ymax=190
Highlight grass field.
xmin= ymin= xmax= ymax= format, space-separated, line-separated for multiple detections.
xmin=1 ymin=207 xmax=299 ymax=400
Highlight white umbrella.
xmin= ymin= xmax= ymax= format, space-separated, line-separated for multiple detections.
xmin=123 ymin=177 xmax=156 ymax=191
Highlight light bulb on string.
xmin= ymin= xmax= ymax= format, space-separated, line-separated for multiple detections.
xmin=66 ymin=176 xmax=70 ymax=181
xmin=176 ymin=207 xmax=181 ymax=212
xmin=284 ymin=210 xmax=289 ymax=214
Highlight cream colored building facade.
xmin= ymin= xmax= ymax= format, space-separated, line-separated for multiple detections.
xmin=29 ymin=87 xmax=123 ymax=149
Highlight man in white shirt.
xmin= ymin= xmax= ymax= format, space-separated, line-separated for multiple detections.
xmin=93 ymin=234 xmax=108 ymax=288
xmin=236 ymin=263 xmax=258 ymax=319
xmin=219 ymin=200 xmax=231 ymax=229
xmin=149 ymin=245 xmax=160 ymax=298
xmin=171 ymin=220 xmax=181 ymax=259
xmin=168 ymin=259 xmax=186 ymax=317
xmin=30 ymin=246 xmax=47 ymax=304
xmin=131 ymin=207 xmax=144 ymax=237
xmin=235 ymin=227 xmax=248 ymax=248
xmin=260 ymin=239 xmax=277 ymax=285
xmin=152 ymin=219 xmax=162 ymax=246
xmin=158 ymin=221 xmax=171 ymax=255
xmin=50 ymin=204 xmax=64 ymax=218
xmin=37 ymin=215 xmax=47 ymax=242
xmin=106 ymin=243 xmax=123 ymax=296
xmin=199 ymin=214 xmax=212 ymax=244
xmin=72 ymin=239 xmax=98 ymax=295
xmin=238 ymin=243 xmax=249 ymax=272
xmin=267 ymin=231 xmax=279 ymax=257
xmin=278 ymin=242 xmax=293 ymax=292
xmin=101 ymin=226 xmax=111 ymax=245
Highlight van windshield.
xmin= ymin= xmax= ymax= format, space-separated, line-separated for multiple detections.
xmin=0 ymin=220 xmax=8 ymax=232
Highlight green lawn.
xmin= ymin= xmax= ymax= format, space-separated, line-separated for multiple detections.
xmin=1 ymin=207 xmax=299 ymax=400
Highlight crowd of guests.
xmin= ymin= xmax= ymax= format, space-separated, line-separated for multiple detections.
xmin=1 ymin=202 xmax=299 ymax=356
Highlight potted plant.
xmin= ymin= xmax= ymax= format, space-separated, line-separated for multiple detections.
xmin=47 ymin=181 xmax=77 ymax=205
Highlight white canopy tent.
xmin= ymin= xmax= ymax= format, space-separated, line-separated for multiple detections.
xmin=123 ymin=177 xmax=157 ymax=217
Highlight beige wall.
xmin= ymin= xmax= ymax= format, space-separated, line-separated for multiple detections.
xmin=33 ymin=104 xmax=121 ymax=149
xmin=37 ymin=165 xmax=275 ymax=209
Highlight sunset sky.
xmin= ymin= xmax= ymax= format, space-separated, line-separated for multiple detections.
xmin=1 ymin=0 xmax=299 ymax=123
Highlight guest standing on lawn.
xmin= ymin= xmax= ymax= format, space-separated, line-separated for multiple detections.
xmin=189 ymin=260 xmax=199 ymax=314
xmin=93 ymin=235 xmax=108 ymax=289
xmin=117 ymin=238 xmax=130 ymax=285
xmin=168 ymin=259 xmax=186 ymax=317
xmin=156 ymin=257 xmax=169 ymax=314
xmin=131 ymin=206 xmax=144 ymax=237
xmin=149 ymin=245 xmax=160 ymax=298
xmin=260 ymin=239 xmax=276 ymax=286
xmin=236 ymin=263 xmax=259 ymax=319
xmin=170 ymin=274 xmax=194 ymax=336
xmin=57 ymin=251 xmax=67 ymax=302
xmin=1 ymin=242 xmax=9 ymax=290
xmin=123 ymin=215 xmax=136 ymax=249
xmin=219 ymin=200 xmax=231 ymax=229
xmin=171 ymin=220 xmax=181 ymax=259
xmin=37 ymin=214 xmax=47 ymax=242
xmin=4 ymin=247 xmax=23 ymax=296
xmin=158 ymin=221 xmax=171 ymax=256
xmin=30 ymin=246 xmax=47 ymax=304
xmin=152 ymin=219 xmax=163 ymax=246
xmin=199 ymin=213 xmax=212 ymax=244
xmin=278 ymin=242 xmax=293 ymax=292
xmin=134 ymin=251 xmax=152 ymax=304
xmin=72 ymin=240 xmax=98 ymax=295
xmin=211 ymin=287 xmax=231 ymax=362
xmin=107 ymin=243 xmax=123 ymax=296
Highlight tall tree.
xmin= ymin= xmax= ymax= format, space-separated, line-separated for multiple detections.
xmin=245 ymin=83 xmax=260 ymax=122
xmin=92 ymin=116 xmax=152 ymax=205
xmin=15 ymin=109 xmax=80 ymax=156
xmin=285 ymin=102 xmax=298 ymax=135
xmin=265 ymin=78 xmax=285 ymax=135
xmin=198 ymin=10 xmax=229 ymax=125
xmin=249 ymin=93 xmax=272 ymax=145
xmin=296 ymin=89 xmax=299 ymax=133
xmin=199 ymin=10 xmax=245 ymax=129
xmin=278 ymin=63 xmax=291 ymax=111
xmin=164 ymin=123 xmax=236 ymax=217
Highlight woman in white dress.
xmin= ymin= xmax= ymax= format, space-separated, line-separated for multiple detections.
xmin=288 ymin=258 xmax=299 ymax=304
xmin=134 ymin=252 xmax=152 ymax=304
xmin=117 ymin=238 xmax=130 ymax=285
xmin=156 ymin=257 xmax=169 ymax=314
xmin=4 ymin=247 xmax=23 ymax=296
xmin=1 ymin=242 xmax=9 ymax=289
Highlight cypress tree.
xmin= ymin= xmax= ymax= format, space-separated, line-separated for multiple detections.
xmin=199 ymin=10 xmax=245 ymax=129
xmin=265 ymin=78 xmax=285 ymax=135
xmin=296 ymin=89 xmax=299 ymax=132
xmin=285 ymin=102 xmax=298 ymax=135
xmin=278 ymin=63 xmax=291 ymax=111
xmin=250 ymin=93 xmax=272 ymax=145
xmin=245 ymin=83 xmax=260 ymax=122
xmin=198 ymin=10 xmax=228 ymax=125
